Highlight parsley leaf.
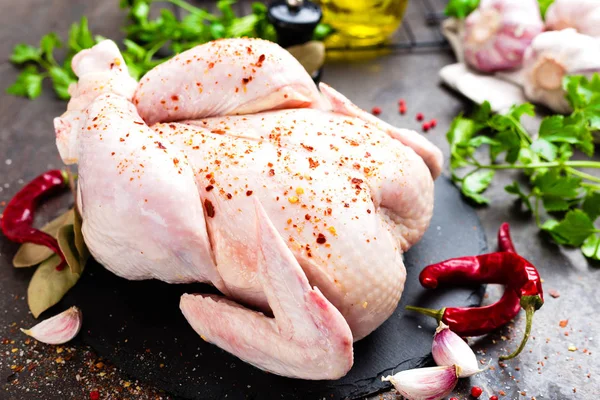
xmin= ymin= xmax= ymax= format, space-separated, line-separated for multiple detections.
xmin=582 ymin=234 xmax=600 ymax=260
xmin=542 ymin=210 xmax=596 ymax=246
xmin=445 ymin=0 xmax=479 ymax=18
xmin=538 ymin=0 xmax=555 ymax=19
xmin=461 ymin=170 xmax=495 ymax=204
xmin=10 ymin=44 xmax=41 ymax=64
xmin=49 ymin=67 xmax=76 ymax=100
xmin=583 ymin=192 xmax=600 ymax=221
xmin=6 ymin=66 xmax=44 ymax=99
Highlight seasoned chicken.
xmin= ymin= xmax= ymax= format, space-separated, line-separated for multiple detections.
xmin=54 ymin=39 xmax=441 ymax=379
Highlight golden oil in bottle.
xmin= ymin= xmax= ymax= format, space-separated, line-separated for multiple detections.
xmin=317 ymin=0 xmax=409 ymax=48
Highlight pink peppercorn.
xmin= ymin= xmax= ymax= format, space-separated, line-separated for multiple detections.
xmin=90 ymin=390 xmax=100 ymax=400
xmin=422 ymin=122 xmax=430 ymax=132
xmin=371 ymin=106 xmax=382 ymax=115
xmin=429 ymin=118 xmax=437 ymax=127
xmin=471 ymin=386 xmax=483 ymax=398
xmin=416 ymin=112 xmax=424 ymax=121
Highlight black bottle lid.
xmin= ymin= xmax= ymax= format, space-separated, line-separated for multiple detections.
xmin=267 ymin=0 xmax=322 ymax=48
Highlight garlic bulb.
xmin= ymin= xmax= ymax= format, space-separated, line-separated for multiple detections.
xmin=381 ymin=365 xmax=460 ymax=400
xmin=21 ymin=306 xmax=82 ymax=345
xmin=432 ymin=322 xmax=482 ymax=377
xmin=463 ymin=0 xmax=543 ymax=73
xmin=546 ymin=0 xmax=600 ymax=38
xmin=522 ymin=29 xmax=600 ymax=113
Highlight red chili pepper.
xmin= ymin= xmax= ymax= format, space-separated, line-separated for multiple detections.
xmin=371 ymin=106 xmax=382 ymax=115
xmin=1 ymin=170 xmax=69 ymax=268
xmin=406 ymin=223 xmax=544 ymax=360
xmin=471 ymin=386 xmax=483 ymax=398
xmin=498 ymin=222 xmax=516 ymax=253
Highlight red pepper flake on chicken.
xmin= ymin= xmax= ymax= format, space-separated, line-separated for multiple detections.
xmin=53 ymin=38 xmax=443 ymax=380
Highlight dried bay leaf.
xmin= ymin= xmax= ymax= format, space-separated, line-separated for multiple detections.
xmin=73 ymin=207 xmax=89 ymax=269
xmin=287 ymin=41 xmax=325 ymax=76
xmin=57 ymin=224 xmax=82 ymax=275
xmin=12 ymin=209 xmax=74 ymax=268
xmin=27 ymin=254 xmax=82 ymax=318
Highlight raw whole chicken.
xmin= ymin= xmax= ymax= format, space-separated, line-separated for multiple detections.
xmin=522 ymin=29 xmax=600 ymax=113
xmin=54 ymin=38 xmax=442 ymax=380
xmin=545 ymin=0 xmax=600 ymax=38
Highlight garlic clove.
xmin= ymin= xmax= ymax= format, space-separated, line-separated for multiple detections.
xmin=432 ymin=322 xmax=482 ymax=377
xmin=21 ymin=306 xmax=82 ymax=345
xmin=381 ymin=365 xmax=460 ymax=400
xmin=463 ymin=0 xmax=544 ymax=73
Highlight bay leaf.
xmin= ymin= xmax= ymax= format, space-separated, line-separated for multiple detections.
xmin=27 ymin=254 xmax=81 ymax=318
xmin=73 ymin=207 xmax=89 ymax=269
xmin=57 ymin=224 xmax=82 ymax=275
xmin=287 ymin=41 xmax=325 ymax=76
xmin=12 ymin=209 xmax=75 ymax=268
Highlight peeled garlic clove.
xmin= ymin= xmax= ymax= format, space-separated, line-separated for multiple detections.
xmin=546 ymin=0 xmax=600 ymax=38
xmin=463 ymin=0 xmax=543 ymax=73
xmin=21 ymin=306 xmax=82 ymax=345
xmin=381 ymin=365 xmax=460 ymax=400
xmin=522 ymin=28 xmax=600 ymax=113
xmin=432 ymin=322 xmax=482 ymax=377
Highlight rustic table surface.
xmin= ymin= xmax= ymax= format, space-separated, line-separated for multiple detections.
xmin=0 ymin=1 xmax=598 ymax=399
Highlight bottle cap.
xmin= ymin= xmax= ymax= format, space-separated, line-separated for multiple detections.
xmin=267 ymin=0 xmax=322 ymax=48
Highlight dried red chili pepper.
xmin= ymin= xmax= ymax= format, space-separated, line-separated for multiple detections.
xmin=1 ymin=170 xmax=69 ymax=268
xmin=497 ymin=222 xmax=516 ymax=253
xmin=406 ymin=223 xmax=544 ymax=360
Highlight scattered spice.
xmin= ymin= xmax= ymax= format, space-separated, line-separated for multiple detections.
xmin=316 ymin=233 xmax=327 ymax=244
xmin=288 ymin=196 xmax=299 ymax=204
xmin=559 ymin=319 xmax=568 ymax=328
xmin=204 ymin=199 xmax=215 ymax=218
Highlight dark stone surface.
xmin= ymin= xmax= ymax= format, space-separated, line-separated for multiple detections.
xmin=0 ymin=0 xmax=598 ymax=399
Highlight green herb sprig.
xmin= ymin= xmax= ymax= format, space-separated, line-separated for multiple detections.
xmin=7 ymin=17 xmax=95 ymax=100
xmin=447 ymin=74 xmax=600 ymax=260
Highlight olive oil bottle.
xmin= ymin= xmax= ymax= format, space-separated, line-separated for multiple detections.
xmin=317 ymin=0 xmax=409 ymax=48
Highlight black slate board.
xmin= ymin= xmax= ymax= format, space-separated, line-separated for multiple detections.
xmin=61 ymin=177 xmax=487 ymax=400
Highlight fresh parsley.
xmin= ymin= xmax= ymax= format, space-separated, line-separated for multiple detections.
xmin=447 ymin=74 xmax=600 ymax=260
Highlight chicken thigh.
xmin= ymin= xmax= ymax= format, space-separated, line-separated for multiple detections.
xmin=54 ymin=38 xmax=441 ymax=379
